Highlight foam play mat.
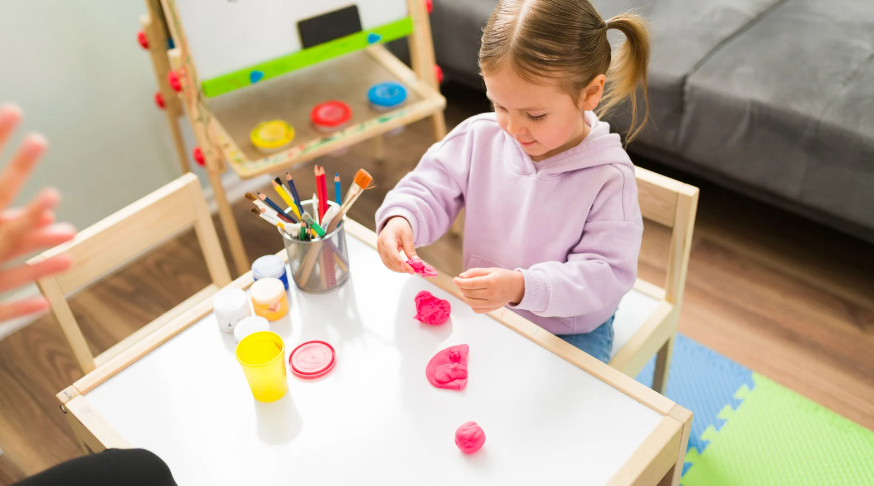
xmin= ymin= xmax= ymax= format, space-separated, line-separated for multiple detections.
xmin=636 ymin=335 xmax=874 ymax=486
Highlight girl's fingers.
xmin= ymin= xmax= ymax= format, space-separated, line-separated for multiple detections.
xmin=454 ymin=275 xmax=490 ymax=290
xmin=0 ymin=133 xmax=48 ymax=213
xmin=0 ymin=254 xmax=71 ymax=293
xmin=459 ymin=288 xmax=492 ymax=299
xmin=392 ymin=245 xmax=414 ymax=275
xmin=378 ymin=235 xmax=408 ymax=274
xmin=0 ymin=189 xmax=61 ymax=262
xmin=3 ymin=223 xmax=76 ymax=260
xmin=0 ymin=104 xmax=23 ymax=158
xmin=0 ymin=296 xmax=49 ymax=323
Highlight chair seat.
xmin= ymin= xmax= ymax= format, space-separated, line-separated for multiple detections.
xmin=611 ymin=289 xmax=661 ymax=359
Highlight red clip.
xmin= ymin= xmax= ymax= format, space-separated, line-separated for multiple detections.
xmin=434 ymin=64 xmax=444 ymax=85
xmin=137 ymin=30 xmax=149 ymax=49
xmin=193 ymin=147 xmax=205 ymax=167
xmin=425 ymin=0 xmax=433 ymax=14
xmin=168 ymin=71 xmax=182 ymax=92
xmin=154 ymin=91 xmax=165 ymax=109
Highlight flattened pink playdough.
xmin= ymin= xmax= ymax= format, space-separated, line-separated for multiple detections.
xmin=455 ymin=422 xmax=486 ymax=453
xmin=408 ymin=259 xmax=438 ymax=277
xmin=426 ymin=344 xmax=468 ymax=390
xmin=414 ymin=291 xmax=451 ymax=325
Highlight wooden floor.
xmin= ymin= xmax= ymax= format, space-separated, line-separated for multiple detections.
xmin=1 ymin=83 xmax=872 ymax=481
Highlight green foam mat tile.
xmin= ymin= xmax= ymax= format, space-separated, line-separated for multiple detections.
xmin=683 ymin=373 xmax=874 ymax=486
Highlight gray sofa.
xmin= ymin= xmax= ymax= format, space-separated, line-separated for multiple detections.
xmin=425 ymin=0 xmax=874 ymax=242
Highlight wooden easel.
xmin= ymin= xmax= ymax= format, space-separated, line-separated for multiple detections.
xmin=139 ymin=0 xmax=447 ymax=275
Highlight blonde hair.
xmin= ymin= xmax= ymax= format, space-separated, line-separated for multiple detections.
xmin=479 ymin=0 xmax=651 ymax=141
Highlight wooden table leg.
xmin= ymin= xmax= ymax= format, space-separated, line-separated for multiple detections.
xmin=431 ymin=111 xmax=447 ymax=142
xmin=372 ymin=134 xmax=385 ymax=164
xmin=204 ymin=157 xmax=249 ymax=276
xmin=658 ymin=405 xmax=693 ymax=486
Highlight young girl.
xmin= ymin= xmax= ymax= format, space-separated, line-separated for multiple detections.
xmin=375 ymin=0 xmax=650 ymax=363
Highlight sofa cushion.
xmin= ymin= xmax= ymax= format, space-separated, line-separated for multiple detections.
xmin=680 ymin=0 xmax=874 ymax=228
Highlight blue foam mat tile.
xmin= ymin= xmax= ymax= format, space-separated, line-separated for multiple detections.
xmin=635 ymin=334 xmax=755 ymax=455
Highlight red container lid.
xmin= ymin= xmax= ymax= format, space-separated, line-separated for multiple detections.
xmin=310 ymin=101 xmax=352 ymax=128
xmin=289 ymin=341 xmax=336 ymax=379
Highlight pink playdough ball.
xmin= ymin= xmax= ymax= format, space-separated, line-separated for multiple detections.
xmin=455 ymin=421 xmax=486 ymax=453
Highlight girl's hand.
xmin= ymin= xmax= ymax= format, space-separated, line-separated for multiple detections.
xmin=377 ymin=216 xmax=417 ymax=275
xmin=0 ymin=103 xmax=77 ymax=323
xmin=453 ymin=268 xmax=525 ymax=314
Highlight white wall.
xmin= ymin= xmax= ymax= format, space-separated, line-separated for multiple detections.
xmin=0 ymin=0 xmax=223 ymax=335
xmin=1 ymin=0 xmax=185 ymax=229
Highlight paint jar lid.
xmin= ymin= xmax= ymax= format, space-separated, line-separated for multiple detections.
xmin=252 ymin=255 xmax=286 ymax=280
xmin=368 ymin=82 xmax=407 ymax=108
xmin=250 ymin=278 xmax=285 ymax=305
xmin=234 ymin=316 xmax=270 ymax=343
xmin=213 ymin=288 xmax=248 ymax=314
xmin=289 ymin=341 xmax=336 ymax=378
xmin=310 ymin=101 xmax=351 ymax=128
xmin=250 ymin=120 xmax=295 ymax=150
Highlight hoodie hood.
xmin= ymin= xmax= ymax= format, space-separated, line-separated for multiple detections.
xmin=504 ymin=111 xmax=630 ymax=177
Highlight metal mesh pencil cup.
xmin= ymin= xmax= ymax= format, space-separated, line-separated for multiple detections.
xmin=280 ymin=200 xmax=350 ymax=293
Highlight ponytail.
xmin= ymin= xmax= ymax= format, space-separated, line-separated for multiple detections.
xmin=598 ymin=12 xmax=651 ymax=142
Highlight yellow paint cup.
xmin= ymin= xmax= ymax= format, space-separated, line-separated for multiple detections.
xmin=235 ymin=331 xmax=288 ymax=402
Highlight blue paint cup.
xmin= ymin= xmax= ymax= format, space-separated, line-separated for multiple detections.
xmin=252 ymin=254 xmax=289 ymax=290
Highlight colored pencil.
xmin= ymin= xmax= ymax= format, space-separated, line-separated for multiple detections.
xmin=257 ymin=192 xmax=293 ymax=222
xmin=315 ymin=166 xmax=328 ymax=223
xmin=271 ymin=178 xmax=296 ymax=208
xmin=285 ymin=172 xmax=304 ymax=215
xmin=249 ymin=192 xmax=294 ymax=223
xmin=334 ymin=173 xmax=341 ymax=206
xmin=273 ymin=178 xmax=301 ymax=220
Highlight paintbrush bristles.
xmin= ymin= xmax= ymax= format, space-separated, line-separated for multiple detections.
xmin=353 ymin=169 xmax=373 ymax=190
xmin=245 ymin=192 xmax=258 ymax=202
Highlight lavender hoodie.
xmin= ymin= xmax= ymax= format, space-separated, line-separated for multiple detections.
xmin=376 ymin=112 xmax=643 ymax=335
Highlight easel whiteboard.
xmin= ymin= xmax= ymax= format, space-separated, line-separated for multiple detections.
xmin=173 ymin=0 xmax=409 ymax=84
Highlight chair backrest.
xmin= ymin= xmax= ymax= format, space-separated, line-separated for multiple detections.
xmin=634 ymin=166 xmax=700 ymax=306
xmin=29 ymin=173 xmax=232 ymax=374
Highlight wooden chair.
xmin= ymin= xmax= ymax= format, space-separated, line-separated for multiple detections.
xmin=608 ymin=167 xmax=699 ymax=393
xmin=28 ymin=173 xmax=232 ymax=375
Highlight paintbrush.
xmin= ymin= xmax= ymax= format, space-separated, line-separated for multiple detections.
xmin=250 ymin=207 xmax=299 ymax=235
xmin=326 ymin=169 xmax=372 ymax=232
xmin=247 ymin=192 xmax=293 ymax=223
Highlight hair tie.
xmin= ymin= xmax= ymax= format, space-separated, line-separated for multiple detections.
xmin=604 ymin=20 xmax=609 ymax=29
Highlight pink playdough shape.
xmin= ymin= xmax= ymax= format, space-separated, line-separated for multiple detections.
xmin=455 ymin=422 xmax=486 ymax=453
xmin=426 ymin=344 xmax=468 ymax=390
xmin=414 ymin=291 xmax=451 ymax=325
xmin=408 ymin=259 xmax=438 ymax=277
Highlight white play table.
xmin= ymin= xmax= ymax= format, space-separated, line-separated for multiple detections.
xmin=58 ymin=220 xmax=690 ymax=486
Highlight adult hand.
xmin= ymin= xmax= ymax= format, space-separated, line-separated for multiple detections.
xmin=453 ymin=267 xmax=525 ymax=314
xmin=377 ymin=216 xmax=417 ymax=275
xmin=0 ymin=104 xmax=76 ymax=323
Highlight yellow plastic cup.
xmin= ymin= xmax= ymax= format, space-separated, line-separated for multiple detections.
xmin=235 ymin=331 xmax=288 ymax=402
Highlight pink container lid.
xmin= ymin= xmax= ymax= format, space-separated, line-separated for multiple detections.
xmin=289 ymin=341 xmax=336 ymax=379
xmin=310 ymin=101 xmax=351 ymax=128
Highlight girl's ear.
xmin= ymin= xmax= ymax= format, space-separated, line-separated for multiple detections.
xmin=580 ymin=74 xmax=607 ymax=111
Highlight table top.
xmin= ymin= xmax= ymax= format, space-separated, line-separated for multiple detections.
xmin=85 ymin=231 xmax=663 ymax=485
